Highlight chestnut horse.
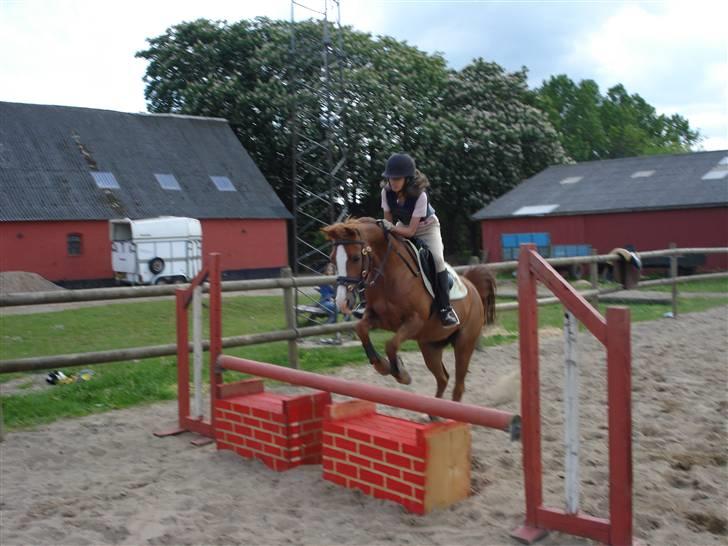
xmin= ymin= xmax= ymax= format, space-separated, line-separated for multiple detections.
xmin=322 ymin=218 xmax=496 ymax=403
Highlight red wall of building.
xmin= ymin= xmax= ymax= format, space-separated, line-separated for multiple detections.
xmin=0 ymin=220 xmax=112 ymax=281
xmin=0 ymin=219 xmax=289 ymax=282
xmin=480 ymin=207 xmax=728 ymax=269
xmin=200 ymin=219 xmax=288 ymax=271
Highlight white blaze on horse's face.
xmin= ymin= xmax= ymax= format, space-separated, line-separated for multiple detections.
xmin=335 ymin=245 xmax=350 ymax=314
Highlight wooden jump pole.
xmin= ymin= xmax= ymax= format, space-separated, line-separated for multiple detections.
xmin=216 ymin=355 xmax=520 ymax=438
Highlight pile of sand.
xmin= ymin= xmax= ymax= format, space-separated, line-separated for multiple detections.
xmin=0 ymin=272 xmax=64 ymax=295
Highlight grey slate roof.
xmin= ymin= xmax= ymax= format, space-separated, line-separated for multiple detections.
xmin=0 ymin=102 xmax=292 ymax=221
xmin=472 ymin=150 xmax=728 ymax=220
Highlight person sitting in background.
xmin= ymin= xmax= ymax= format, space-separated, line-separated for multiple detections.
xmin=317 ymin=263 xmax=337 ymax=324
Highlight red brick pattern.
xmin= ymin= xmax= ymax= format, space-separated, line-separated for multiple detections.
xmin=323 ymin=411 xmax=455 ymax=514
xmin=214 ymin=390 xmax=331 ymax=472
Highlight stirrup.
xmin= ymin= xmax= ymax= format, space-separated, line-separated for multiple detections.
xmin=439 ymin=307 xmax=460 ymax=326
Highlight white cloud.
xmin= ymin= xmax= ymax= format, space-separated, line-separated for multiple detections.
xmin=2 ymin=0 xmax=726 ymax=149
xmin=566 ymin=1 xmax=728 ymax=150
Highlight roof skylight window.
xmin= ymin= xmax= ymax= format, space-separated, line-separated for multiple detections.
xmin=155 ymin=173 xmax=181 ymax=191
xmin=210 ymin=176 xmax=237 ymax=192
xmin=91 ymin=171 xmax=120 ymax=189
xmin=513 ymin=204 xmax=559 ymax=216
xmin=701 ymin=157 xmax=728 ymax=180
xmin=631 ymin=170 xmax=655 ymax=178
xmin=559 ymin=176 xmax=583 ymax=185
xmin=702 ymin=169 xmax=728 ymax=180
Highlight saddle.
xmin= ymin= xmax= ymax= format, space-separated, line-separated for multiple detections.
xmin=402 ymin=238 xmax=467 ymax=302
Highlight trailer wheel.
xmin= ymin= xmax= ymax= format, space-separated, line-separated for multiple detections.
xmin=149 ymin=257 xmax=165 ymax=274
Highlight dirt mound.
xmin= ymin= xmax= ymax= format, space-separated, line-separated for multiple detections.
xmin=0 ymin=271 xmax=64 ymax=295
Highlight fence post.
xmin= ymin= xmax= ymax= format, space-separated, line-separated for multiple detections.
xmin=589 ymin=249 xmax=599 ymax=307
xmin=192 ymin=284 xmax=203 ymax=418
xmin=281 ymin=267 xmax=300 ymax=369
xmin=670 ymin=242 xmax=678 ymax=318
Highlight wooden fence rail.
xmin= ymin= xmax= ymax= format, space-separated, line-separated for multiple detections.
xmin=1 ymin=247 xmax=726 ymax=374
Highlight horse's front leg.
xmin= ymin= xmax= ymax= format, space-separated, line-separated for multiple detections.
xmin=355 ymin=312 xmax=391 ymax=376
xmin=385 ymin=314 xmax=425 ymax=385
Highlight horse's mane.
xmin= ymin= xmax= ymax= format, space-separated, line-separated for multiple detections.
xmin=342 ymin=216 xmax=377 ymax=225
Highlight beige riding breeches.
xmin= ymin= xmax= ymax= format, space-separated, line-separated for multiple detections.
xmin=396 ymin=216 xmax=446 ymax=272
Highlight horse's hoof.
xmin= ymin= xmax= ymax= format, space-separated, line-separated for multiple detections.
xmin=372 ymin=358 xmax=390 ymax=376
xmin=395 ymin=367 xmax=412 ymax=385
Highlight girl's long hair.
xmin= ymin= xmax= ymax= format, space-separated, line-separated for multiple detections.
xmin=382 ymin=169 xmax=431 ymax=198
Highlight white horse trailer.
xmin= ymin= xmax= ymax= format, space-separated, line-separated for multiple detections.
xmin=110 ymin=217 xmax=203 ymax=285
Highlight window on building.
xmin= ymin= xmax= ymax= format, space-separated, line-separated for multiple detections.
xmin=513 ymin=204 xmax=559 ymax=216
xmin=155 ymin=173 xmax=181 ymax=190
xmin=68 ymin=233 xmax=83 ymax=256
xmin=631 ymin=170 xmax=655 ymax=178
xmin=559 ymin=176 xmax=583 ymax=185
xmin=210 ymin=176 xmax=237 ymax=192
xmin=90 ymin=171 xmax=120 ymax=189
xmin=501 ymin=232 xmax=551 ymax=260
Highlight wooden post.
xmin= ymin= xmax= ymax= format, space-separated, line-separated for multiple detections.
xmin=281 ymin=267 xmax=300 ymax=369
xmin=192 ymin=284 xmax=203 ymax=418
xmin=175 ymin=289 xmax=190 ymax=430
xmin=589 ymin=249 xmax=599 ymax=307
xmin=606 ymin=307 xmax=633 ymax=545
xmin=511 ymin=243 xmax=548 ymax=544
xmin=563 ymin=311 xmax=580 ymax=514
xmin=669 ymin=242 xmax=678 ymax=318
xmin=208 ymin=253 xmax=222 ymax=432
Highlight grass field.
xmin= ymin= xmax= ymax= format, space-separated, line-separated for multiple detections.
xmin=1 ymin=279 xmax=726 ymax=431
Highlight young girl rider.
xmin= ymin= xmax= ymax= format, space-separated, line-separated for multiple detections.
xmin=379 ymin=153 xmax=459 ymax=327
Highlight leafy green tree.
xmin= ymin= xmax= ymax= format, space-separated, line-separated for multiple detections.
xmin=420 ymin=60 xmax=568 ymax=253
xmin=137 ymin=18 xmax=566 ymax=258
xmin=538 ymin=76 xmax=700 ymax=161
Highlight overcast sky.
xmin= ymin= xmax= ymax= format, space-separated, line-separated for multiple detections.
xmin=2 ymin=0 xmax=726 ymax=150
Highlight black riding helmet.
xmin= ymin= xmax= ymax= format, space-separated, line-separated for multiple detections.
xmin=382 ymin=153 xmax=416 ymax=178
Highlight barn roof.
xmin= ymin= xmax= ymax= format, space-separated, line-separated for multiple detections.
xmin=472 ymin=150 xmax=728 ymax=220
xmin=0 ymin=102 xmax=292 ymax=221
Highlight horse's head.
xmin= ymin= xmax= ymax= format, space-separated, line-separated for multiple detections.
xmin=321 ymin=218 xmax=384 ymax=314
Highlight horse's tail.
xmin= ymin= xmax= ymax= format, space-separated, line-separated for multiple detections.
xmin=462 ymin=265 xmax=496 ymax=326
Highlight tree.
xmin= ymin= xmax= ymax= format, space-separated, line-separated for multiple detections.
xmin=137 ymin=18 xmax=566 ymax=258
xmin=419 ymin=60 xmax=568 ymax=254
xmin=538 ymin=76 xmax=700 ymax=161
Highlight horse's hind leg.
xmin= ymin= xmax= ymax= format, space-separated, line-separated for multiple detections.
xmin=418 ymin=341 xmax=448 ymax=399
xmin=452 ymin=331 xmax=478 ymax=402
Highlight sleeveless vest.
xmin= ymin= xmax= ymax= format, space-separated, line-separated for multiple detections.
xmin=385 ymin=189 xmax=435 ymax=225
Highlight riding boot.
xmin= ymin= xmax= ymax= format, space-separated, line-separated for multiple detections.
xmin=436 ymin=270 xmax=460 ymax=326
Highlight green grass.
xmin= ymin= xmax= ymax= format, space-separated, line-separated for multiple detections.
xmin=1 ymin=293 xmax=726 ymax=430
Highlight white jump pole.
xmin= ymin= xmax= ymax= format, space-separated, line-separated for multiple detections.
xmin=192 ymin=284 xmax=203 ymax=418
xmin=563 ymin=310 xmax=580 ymax=514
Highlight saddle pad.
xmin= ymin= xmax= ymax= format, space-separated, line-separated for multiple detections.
xmin=403 ymin=239 xmax=468 ymax=301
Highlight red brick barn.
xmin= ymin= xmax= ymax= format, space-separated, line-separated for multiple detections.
xmin=0 ymin=102 xmax=292 ymax=285
xmin=471 ymin=151 xmax=728 ymax=272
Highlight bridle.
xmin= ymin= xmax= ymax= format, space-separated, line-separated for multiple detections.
xmin=333 ymin=225 xmax=419 ymax=295
xmin=333 ymin=238 xmax=373 ymax=294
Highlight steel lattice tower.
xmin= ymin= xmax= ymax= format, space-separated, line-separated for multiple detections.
xmin=289 ymin=0 xmax=348 ymax=276
xmin=288 ymin=0 xmax=349 ymax=325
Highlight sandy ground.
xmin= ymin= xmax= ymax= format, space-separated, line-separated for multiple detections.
xmin=1 ymin=306 xmax=727 ymax=546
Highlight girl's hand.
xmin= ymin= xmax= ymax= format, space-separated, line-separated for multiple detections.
xmin=378 ymin=218 xmax=395 ymax=231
